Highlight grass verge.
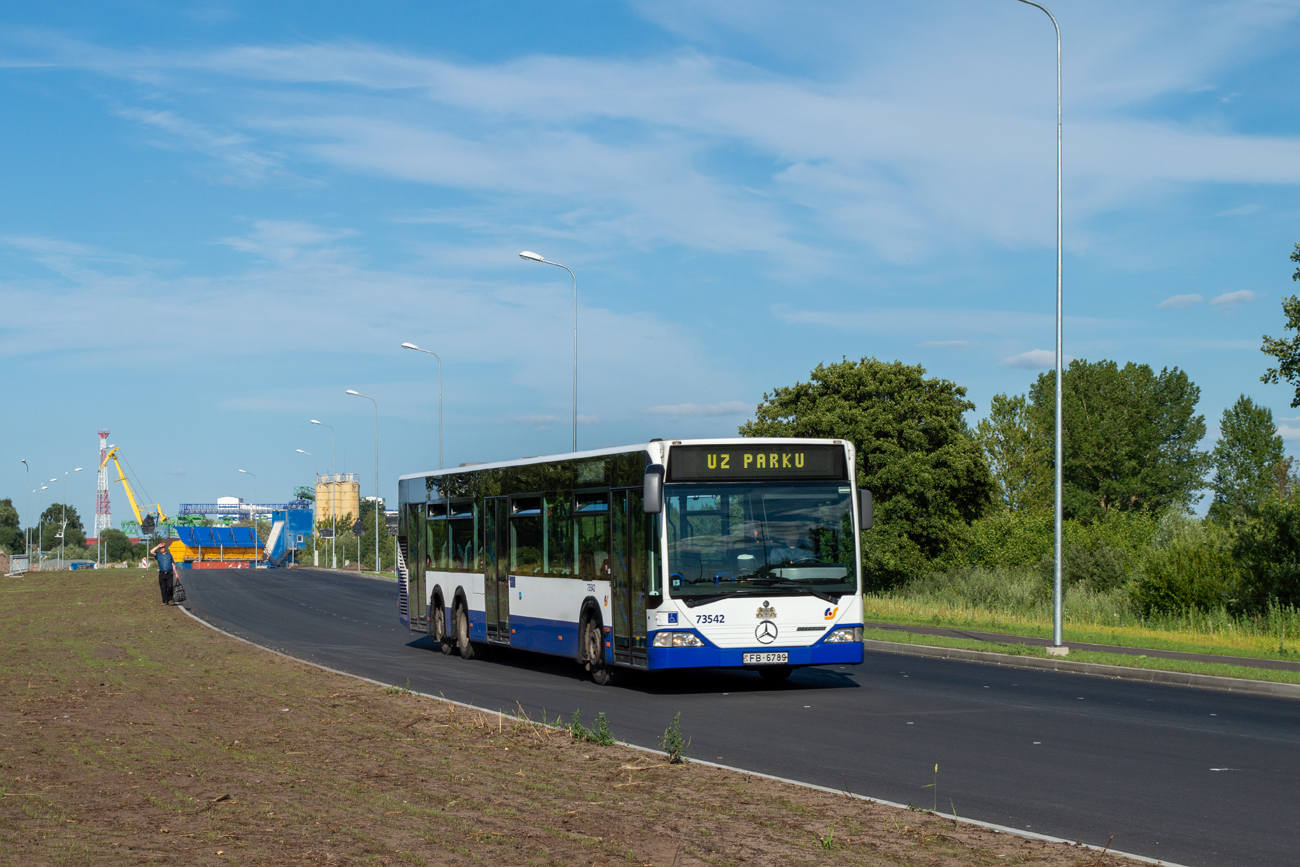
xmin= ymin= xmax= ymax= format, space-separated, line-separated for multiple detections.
xmin=1 ymin=569 xmax=1143 ymax=866
xmin=863 ymin=627 xmax=1300 ymax=686
xmin=864 ymin=593 xmax=1300 ymax=662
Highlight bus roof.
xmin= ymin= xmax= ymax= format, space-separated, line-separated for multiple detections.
xmin=396 ymin=437 xmax=847 ymax=482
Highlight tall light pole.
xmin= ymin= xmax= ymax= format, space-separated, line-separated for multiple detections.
xmin=21 ymin=460 xmax=29 ymax=563
xmin=61 ymin=467 xmax=82 ymax=569
xmin=346 ymin=389 xmax=381 ymax=573
xmin=238 ymin=469 xmax=258 ymax=527
xmin=295 ymin=449 xmax=317 ymax=565
xmin=401 ymin=343 xmax=443 ymax=469
xmin=37 ymin=484 xmax=48 ymax=562
xmin=311 ymin=419 xmax=338 ymax=569
xmin=519 ymin=250 xmax=578 ymax=452
xmin=1014 ymin=0 xmax=1065 ymax=650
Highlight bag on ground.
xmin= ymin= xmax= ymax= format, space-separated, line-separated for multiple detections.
xmin=172 ymin=579 xmax=187 ymax=604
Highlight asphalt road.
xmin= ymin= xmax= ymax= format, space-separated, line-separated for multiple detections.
xmin=185 ymin=568 xmax=1300 ymax=867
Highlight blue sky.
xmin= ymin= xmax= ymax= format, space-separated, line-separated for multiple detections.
xmin=4 ymin=0 xmax=1300 ymax=530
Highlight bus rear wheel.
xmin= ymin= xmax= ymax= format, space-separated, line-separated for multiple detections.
xmin=456 ymin=603 xmax=478 ymax=660
xmin=433 ymin=601 xmax=452 ymax=654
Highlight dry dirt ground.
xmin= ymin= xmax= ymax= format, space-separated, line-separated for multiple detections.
xmin=1 ymin=570 xmax=1141 ymax=866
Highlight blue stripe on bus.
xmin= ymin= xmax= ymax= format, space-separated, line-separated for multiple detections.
xmin=505 ymin=613 xmax=581 ymax=658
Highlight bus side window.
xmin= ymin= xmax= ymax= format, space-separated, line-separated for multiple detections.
xmin=574 ymin=491 xmax=610 ymax=580
xmin=545 ymin=492 xmax=572 ymax=575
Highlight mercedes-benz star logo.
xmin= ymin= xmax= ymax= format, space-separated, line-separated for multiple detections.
xmin=755 ymin=619 xmax=778 ymax=645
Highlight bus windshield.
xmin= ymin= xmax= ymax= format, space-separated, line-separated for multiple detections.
xmin=665 ymin=482 xmax=856 ymax=603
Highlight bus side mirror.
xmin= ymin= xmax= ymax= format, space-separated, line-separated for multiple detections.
xmin=643 ymin=465 xmax=665 ymax=514
xmin=859 ymin=489 xmax=873 ymax=530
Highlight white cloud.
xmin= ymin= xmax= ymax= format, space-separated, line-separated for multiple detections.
xmin=15 ymin=6 xmax=1300 ymax=265
xmin=1277 ymin=418 xmax=1300 ymax=441
xmin=1210 ymin=290 xmax=1260 ymax=309
xmin=642 ymin=401 xmax=750 ymax=417
xmin=1001 ymin=349 xmax=1074 ymax=370
xmin=1158 ymin=293 xmax=1203 ymax=309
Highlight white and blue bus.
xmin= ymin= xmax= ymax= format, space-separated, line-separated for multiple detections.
xmin=395 ymin=438 xmax=870 ymax=684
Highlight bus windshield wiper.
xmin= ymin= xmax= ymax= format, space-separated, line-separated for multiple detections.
xmin=760 ymin=581 xmax=841 ymax=604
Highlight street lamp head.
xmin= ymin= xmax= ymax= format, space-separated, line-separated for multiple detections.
xmin=311 ymin=419 xmax=322 ymax=426
xmin=73 ymin=468 xmax=82 ymax=472
xmin=346 ymin=389 xmax=360 ymax=396
xmin=519 ymin=250 xmax=544 ymax=262
xmin=400 ymin=342 xmax=419 ymax=350
xmin=238 ymin=469 xmax=248 ymax=474
xmin=296 ymin=449 xmax=311 ymax=455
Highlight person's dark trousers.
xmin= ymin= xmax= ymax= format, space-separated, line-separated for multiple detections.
xmin=158 ymin=570 xmax=175 ymax=604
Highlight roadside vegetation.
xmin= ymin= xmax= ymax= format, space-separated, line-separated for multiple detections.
xmin=0 ymin=569 xmax=1134 ymax=866
xmin=746 ymin=242 xmax=1300 ymax=660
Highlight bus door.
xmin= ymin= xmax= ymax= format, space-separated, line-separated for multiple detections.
xmin=484 ymin=497 xmax=510 ymax=643
xmin=611 ymin=490 xmax=649 ymax=667
xmin=407 ymin=504 xmax=427 ymax=631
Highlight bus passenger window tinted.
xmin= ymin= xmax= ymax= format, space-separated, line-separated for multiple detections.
xmin=511 ymin=497 xmax=543 ymax=575
xmin=546 ymin=493 xmax=572 ymax=575
xmin=575 ymin=492 xmax=610 ymax=578
xmin=426 ymin=502 xmax=448 ymax=570
xmin=448 ymin=500 xmax=476 ymax=571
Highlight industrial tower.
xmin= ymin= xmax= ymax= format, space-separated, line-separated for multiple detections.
xmin=95 ymin=430 xmax=111 ymax=537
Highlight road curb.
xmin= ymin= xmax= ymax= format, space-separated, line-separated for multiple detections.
xmin=863 ymin=638 xmax=1300 ymax=700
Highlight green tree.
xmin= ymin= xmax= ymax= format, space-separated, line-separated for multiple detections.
xmin=100 ymin=528 xmax=134 ymax=562
xmin=0 ymin=498 xmax=22 ymax=554
xmin=974 ymin=393 xmax=1052 ymax=512
xmin=1208 ymin=395 xmax=1286 ymax=522
xmin=1260 ymin=243 xmax=1300 ymax=405
xmin=739 ymin=357 xmax=994 ymax=587
xmin=1028 ymin=359 xmax=1210 ymax=521
xmin=1233 ymin=498 xmax=1300 ymax=612
xmin=37 ymin=503 xmax=85 ymax=550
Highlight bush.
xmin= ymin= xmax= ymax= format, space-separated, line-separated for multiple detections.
xmin=1037 ymin=541 xmax=1131 ymax=597
xmin=1233 ymin=499 xmax=1300 ymax=613
xmin=965 ymin=510 xmax=1053 ymax=568
xmin=1130 ymin=516 xmax=1239 ymax=616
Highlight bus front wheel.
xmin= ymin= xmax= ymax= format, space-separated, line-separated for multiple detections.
xmin=583 ymin=615 xmax=617 ymax=686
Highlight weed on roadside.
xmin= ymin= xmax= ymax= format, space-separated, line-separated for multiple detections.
xmin=660 ymin=712 xmax=690 ymax=764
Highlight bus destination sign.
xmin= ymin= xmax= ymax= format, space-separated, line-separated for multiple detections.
xmin=667 ymin=444 xmax=847 ymax=482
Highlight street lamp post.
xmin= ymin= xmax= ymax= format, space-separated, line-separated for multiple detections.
xmin=36 ymin=484 xmax=48 ymax=563
xmin=400 ymin=343 xmax=443 ymax=469
xmin=296 ymin=449 xmax=318 ymax=566
xmin=238 ymin=468 xmax=258 ymax=527
xmin=519 ymin=251 xmax=578 ymax=452
xmin=311 ymin=419 xmax=338 ymax=569
xmin=346 ymin=389 xmax=381 ymax=574
xmin=61 ymin=467 xmax=82 ymax=569
xmin=21 ymin=460 xmax=29 ymax=564
xmin=1014 ymin=0 xmax=1065 ymax=650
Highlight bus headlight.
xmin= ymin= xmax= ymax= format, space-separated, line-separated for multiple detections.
xmin=824 ymin=627 xmax=863 ymax=643
xmin=653 ymin=631 xmax=705 ymax=648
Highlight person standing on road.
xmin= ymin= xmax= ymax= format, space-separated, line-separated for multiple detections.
xmin=151 ymin=541 xmax=176 ymax=604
